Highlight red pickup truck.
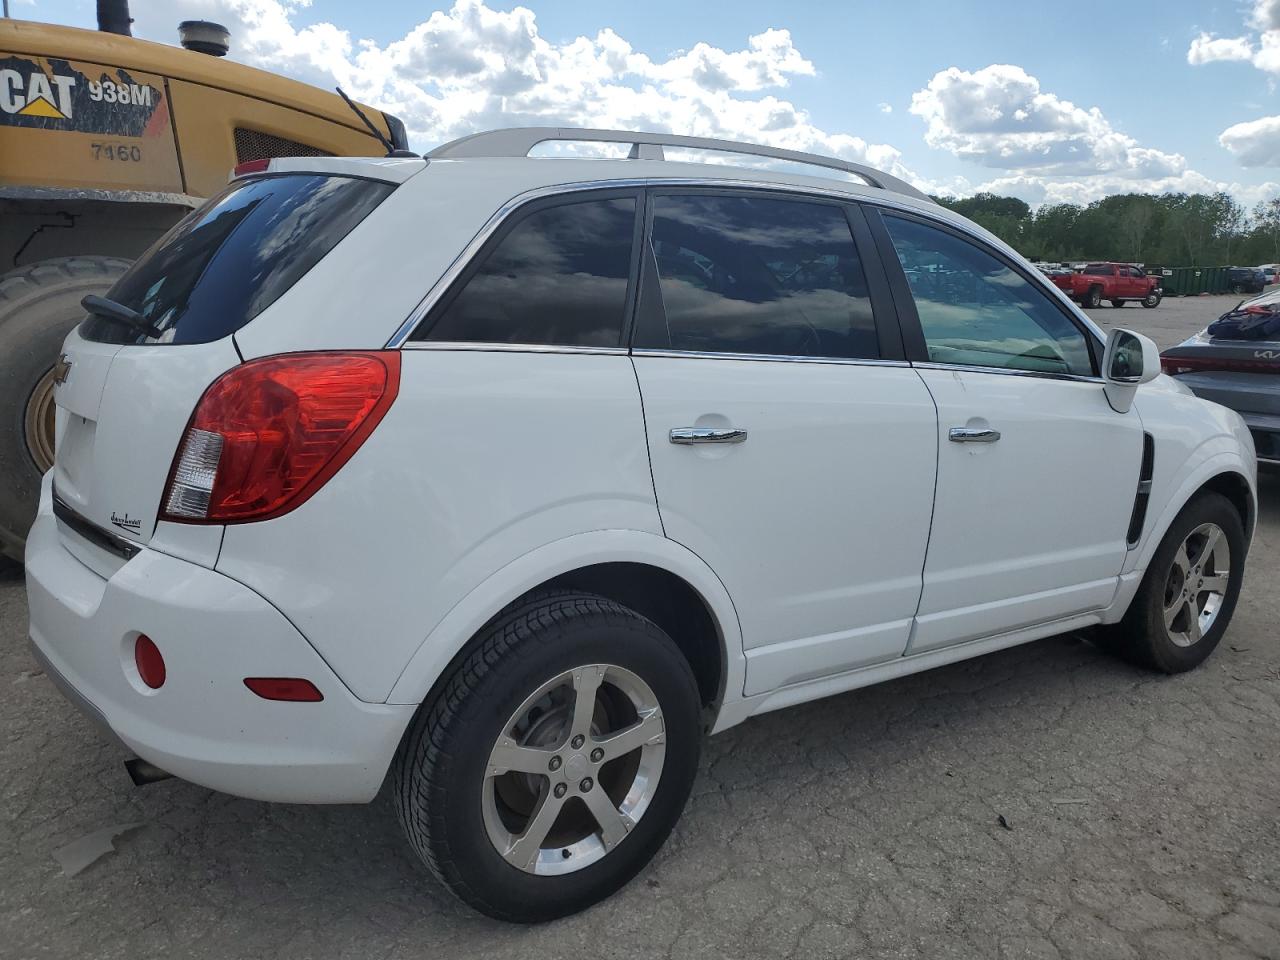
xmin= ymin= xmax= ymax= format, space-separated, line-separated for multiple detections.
xmin=1051 ymin=262 xmax=1162 ymax=309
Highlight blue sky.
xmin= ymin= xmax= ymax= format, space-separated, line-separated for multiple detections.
xmin=16 ymin=0 xmax=1280 ymax=206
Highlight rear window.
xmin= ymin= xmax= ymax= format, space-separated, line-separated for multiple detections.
xmin=81 ymin=174 xmax=393 ymax=345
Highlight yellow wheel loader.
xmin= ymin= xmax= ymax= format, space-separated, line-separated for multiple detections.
xmin=0 ymin=2 xmax=407 ymax=563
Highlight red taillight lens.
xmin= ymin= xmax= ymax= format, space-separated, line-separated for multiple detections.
xmin=1161 ymin=353 xmax=1280 ymax=376
xmin=134 ymin=635 xmax=166 ymax=689
xmin=161 ymin=352 xmax=400 ymax=524
xmin=243 ymin=678 xmax=324 ymax=702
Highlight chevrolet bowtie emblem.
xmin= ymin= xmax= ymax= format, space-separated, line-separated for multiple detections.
xmin=52 ymin=353 xmax=72 ymax=386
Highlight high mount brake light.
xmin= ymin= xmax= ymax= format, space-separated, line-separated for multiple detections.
xmin=161 ymin=352 xmax=400 ymax=524
xmin=233 ymin=158 xmax=272 ymax=177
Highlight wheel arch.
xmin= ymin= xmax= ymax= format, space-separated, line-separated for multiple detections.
xmin=1128 ymin=453 xmax=1257 ymax=578
xmin=386 ymin=530 xmax=746 ymax=728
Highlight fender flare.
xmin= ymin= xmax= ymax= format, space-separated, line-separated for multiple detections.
xmin=1123 ymin=448 xmax=1257 ymax=579
xmin=385 ymin=529 xmax=746 ymax=716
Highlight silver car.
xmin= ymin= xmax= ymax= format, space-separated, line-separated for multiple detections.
xmin=1161 ymin=289 xmax=1280 ymax=465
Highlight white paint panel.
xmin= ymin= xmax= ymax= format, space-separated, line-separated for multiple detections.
xmin=217 ymin=350 xmax=661 ymax=702
xmin=631 ymin=356 xmax=937 ymax=696
xmin=911 ymin=368 xmax=1141 ymax=652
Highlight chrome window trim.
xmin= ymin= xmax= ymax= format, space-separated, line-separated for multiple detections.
xmin=632 ymin=348 xmax=909 ymax=368
xmin=383 ymin=175 xmax=1104 ymax=358
xmin=384 ymin=176 xmax=930 ymax=349
xmin=912 ymin=360 xmax=1103 ymax=384
xmin=400 ymin=341 xmax=628 ymax=356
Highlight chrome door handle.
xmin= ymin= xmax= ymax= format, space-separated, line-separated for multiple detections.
xmin=669 ymin=427 xmax=748 ymax=445
xmin=948 ymin=426 xmax=1000 ymax=443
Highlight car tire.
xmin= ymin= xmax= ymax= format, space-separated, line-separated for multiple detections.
xmin=1110 ymin=298 xmax=1125 ymax=308
xmin=0 ymin=257 xmax=132 ymax=563
xmin=1141 ymin=292 xmax=1161 ymax=308
xmin=393 ymin=589 xmax=702 ymax=922
xmin=1231 ymin=283 xmax=1244 ymax=295
xmin=1083 ymin=286 xmax=1103 ymax=308
xmin=1098 ymin=492 xmax=1245 ymax=673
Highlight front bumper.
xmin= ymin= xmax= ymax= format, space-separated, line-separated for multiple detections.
xmin=25 ymin=479 xmax=414 ymax=803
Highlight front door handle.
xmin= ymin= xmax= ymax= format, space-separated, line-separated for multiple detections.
xmin=949 ymin=426 xmax=1000 ymax=443
xmin=670 ymin=427 xmax=748 ymax=445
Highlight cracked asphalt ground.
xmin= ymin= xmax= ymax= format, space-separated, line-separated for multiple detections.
xmin=3 ymin=294 xmax=1278 ymax=960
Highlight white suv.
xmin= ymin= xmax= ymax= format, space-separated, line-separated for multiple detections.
xmin=26 ymin=129 xmax=1257 ymax=921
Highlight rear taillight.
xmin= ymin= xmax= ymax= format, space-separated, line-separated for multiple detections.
xmin=161 ymin=352 xmax=400 ymax=524
xmin=1161 ymin=354 xmax=1280 ymax=376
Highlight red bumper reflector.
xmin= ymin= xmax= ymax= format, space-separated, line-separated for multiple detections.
xmin=244 ymin=678 xmax=324 ymax=702
xmin=134 ymin=635 xmax=166 ymax=689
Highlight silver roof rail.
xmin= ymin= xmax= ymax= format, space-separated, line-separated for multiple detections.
xmin=427 ymin=127 xmax=933 ymax=204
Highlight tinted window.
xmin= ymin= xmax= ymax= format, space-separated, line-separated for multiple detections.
xmin=883 ymin=215 xmax=1093 ymax=377
xmin=422 ymin=197 xmax=636 ymax=347
xmin=1083 ymin=264 xmax=1111 ymax=276
xmin=82 ymin=174 xmax=392 ymax=345
xmin=636 ymin=194 xmax=878 ymax=359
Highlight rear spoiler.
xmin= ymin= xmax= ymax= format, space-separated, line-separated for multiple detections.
xmin=231 ymin=156 xmax=427 ymax=184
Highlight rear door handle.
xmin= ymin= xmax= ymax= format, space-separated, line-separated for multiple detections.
xmin=669 ymin=427 xmax=748 ymax=445
xmin=948 ymin=426 xmax=1000 ymax=443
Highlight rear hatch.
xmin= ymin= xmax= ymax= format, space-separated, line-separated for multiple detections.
xmin=53 ymin=169 xmax=396 ymax=557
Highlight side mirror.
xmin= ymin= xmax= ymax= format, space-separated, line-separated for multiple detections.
xmin=1102 ymin=328 xmax=1160 ymax=413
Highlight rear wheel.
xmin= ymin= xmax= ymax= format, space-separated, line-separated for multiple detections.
xmin=1083 ymin=286 xmax=1103 ymax=308
xmin=0 ymin=257 xmax=132 ymax=563
xmin=1231 ymin=283 xmax=1244 ymax=295
xmin=1098 ymin=493 xmax=1244 ymax=673
xmin=394 ymin=590 xmax=702 ymax=922
xmin=1110 ymin=298 xmax=1125 ymax=308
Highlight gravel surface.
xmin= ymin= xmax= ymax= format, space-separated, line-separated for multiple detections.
xmin=2 ymin=299 xmax=1277 ymax=960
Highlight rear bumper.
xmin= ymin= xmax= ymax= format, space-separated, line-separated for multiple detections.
xmin=25 ymin=478 xmax=414 ymax=803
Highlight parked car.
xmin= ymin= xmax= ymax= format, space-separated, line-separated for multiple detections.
xmin=1255 ymin=264 xmax=1278 ymax=285
xmin=27 ymin=129 xmax=1257 ymax=922
xmin=1051 ymin=262 xmax=1162 ymax=308
xmin=1227 ymin=267 xmax=1267 ymax=295
xmin=1162 ymin=289 xmax=1280 ymax=465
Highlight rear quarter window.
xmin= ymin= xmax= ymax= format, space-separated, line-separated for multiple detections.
xmin=81 ymin=174 xmax=393 ymax=345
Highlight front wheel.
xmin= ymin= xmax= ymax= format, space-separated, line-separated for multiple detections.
xmin=1142 ymin=292 xmax=1161 ymax=308
xmin=394 ymin=590 xmax=702 ymax=922
xmin=1098 ymin=492 xmax=1245 ymax=673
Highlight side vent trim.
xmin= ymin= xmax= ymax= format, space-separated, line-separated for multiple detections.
xmin=1126 ymin=432 xmax=1155 ymax=548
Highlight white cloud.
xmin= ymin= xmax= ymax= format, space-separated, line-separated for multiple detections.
xmin=129 ymin=1 xmax=1273 ymax=208
xmin=128 ymin=0 xmax=921 ymax=187
xmin=1187 ymin=0 xmax=1280 ymax=73
xmin=909 ymin=64 xmax=1185 ymax=178
xmin=1220 ymin=115 xmax=1280 ymax=166
xmin=1187 ymin=33 xmax=1255 ymax=65
xmin=877 ymin=102 xmax=893 ymax=114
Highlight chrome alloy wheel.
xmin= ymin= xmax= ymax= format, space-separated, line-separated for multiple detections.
xmin=1163 ymin=522 xmax=1231 ymax=648
xmin=482 ymin=664 xmax=666 ymax=876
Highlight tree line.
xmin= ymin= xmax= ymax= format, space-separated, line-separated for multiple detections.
xmin=932 ymin=191 xmax=1280 ymax=268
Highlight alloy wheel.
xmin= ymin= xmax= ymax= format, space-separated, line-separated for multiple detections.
xmin=1162 ymin=522 xmax=1231 ymax=647
xmin=482 ymin=663 xmax=666 ymax=875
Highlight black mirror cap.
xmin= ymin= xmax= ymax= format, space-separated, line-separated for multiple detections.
xmin=383 ymin=112 xmax=410 ymax=152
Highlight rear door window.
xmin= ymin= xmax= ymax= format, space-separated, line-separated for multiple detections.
xmin=81 ymin=174 xmax=393 ymax=345
xmin=635 ymin=193 xmax=879 ymax=359
xmin=418 ymin=195 xmax=638 ymax=347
